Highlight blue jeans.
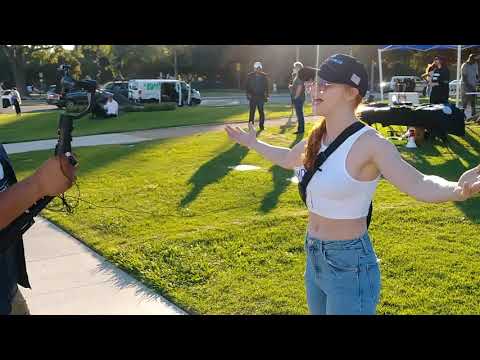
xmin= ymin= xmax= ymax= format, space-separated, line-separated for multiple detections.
xmin=304 ymin=232 xmax=381 ymax=315
xmin=293 ymin=97 xmax=304 ymax=132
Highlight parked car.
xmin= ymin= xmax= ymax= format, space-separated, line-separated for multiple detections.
xmin=1 ymin=89 xmax=13 ymax=108
xmin=46 ymin=84 xmax=115 ymax=108
xmin=102 ymin=81 xmax=129 ymax=98
xmin=381 ymin=76 xmax=427 ymax=95
xmin=46 ymin=85 xmax=62 ymax=107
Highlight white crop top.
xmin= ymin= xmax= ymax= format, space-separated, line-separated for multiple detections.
xmin=295 ymin=126 xmax=380 ymax=219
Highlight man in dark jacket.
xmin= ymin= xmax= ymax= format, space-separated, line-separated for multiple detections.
xmin=0 ymin=146 xmax=77 ymax=314
xmin=246 ymin=62 xmax=269 ymax=130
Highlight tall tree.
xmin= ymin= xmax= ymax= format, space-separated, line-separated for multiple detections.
xmin=111 ymin=45 xmax=171 ymax=79
xmin=76 ymin=45 xmax=117 ymax=84
xmin=0 ymin=45 xmax=57 ymax=95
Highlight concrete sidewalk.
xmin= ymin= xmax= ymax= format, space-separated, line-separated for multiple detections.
xmin=5 ymin=116 xmax=314 ymax=154
xmin=21 ymin=218 xmax=186 ymax=315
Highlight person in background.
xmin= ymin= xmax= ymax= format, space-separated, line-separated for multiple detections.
xmin=289 ymin=61 xmax=306 ymax=134
xmin=10 ymin=88 xmax=21 ymax=116
xmin=429 ymin=56 xmax=450 ymax=104
xmin=103 ymin=95 xmax=119 ymax=118
xmin=461 ymin=53 xmax=479 ymax=119
xmin=246 ymin=61 xmax=269 ymax=130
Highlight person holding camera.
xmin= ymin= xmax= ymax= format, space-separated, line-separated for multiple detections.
xmin=0 ymin=142 xmax=77 ymax=314
xmin=226 ymin=54 xmax=480 ymax=315
xmin=246 ymin=62 xmax=269 ymax=130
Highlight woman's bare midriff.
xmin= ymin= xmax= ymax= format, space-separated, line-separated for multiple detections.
xmin=307 ymin=211 xmax=367 ymax=241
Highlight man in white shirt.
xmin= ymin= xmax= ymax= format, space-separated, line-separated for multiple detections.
xmin=11 ymin=88 xmax=21 ymax=116
xmin=103 ymin=95 xmax=118 ymax=118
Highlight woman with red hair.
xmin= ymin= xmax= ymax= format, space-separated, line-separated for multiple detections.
xmin=225 ymin=54 xmax=480 ymax=315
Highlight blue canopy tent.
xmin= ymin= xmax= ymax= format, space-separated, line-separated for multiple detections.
xmin=378 ymin=45 xmax=480 ymax=105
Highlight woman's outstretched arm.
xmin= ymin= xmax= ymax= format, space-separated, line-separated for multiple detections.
xmin=370 ymin=132 xmax=480 ymax=202
xmin=225 ymin=123 xmax=306 ymax=170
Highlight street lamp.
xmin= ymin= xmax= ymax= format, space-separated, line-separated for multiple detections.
xmin=39 ymin=72 xmax=44 ymax=92
xmin=236 ymin=62 xmax=241 ymax=89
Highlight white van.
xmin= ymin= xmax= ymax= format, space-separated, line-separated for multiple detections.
xmin=128 ymin=79 xmax=201 ymax=106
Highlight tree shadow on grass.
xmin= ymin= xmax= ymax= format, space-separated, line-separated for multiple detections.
xmin=465 ymin=125 xmax=480 ymax=139
xmin=259 ymin=132 xmax=304 ymax=213
xmin=180 ymin=143 xmax=249 ymax=208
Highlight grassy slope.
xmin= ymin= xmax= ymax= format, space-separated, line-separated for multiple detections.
xmin=10 ymin=123 xmax=480 ymax=314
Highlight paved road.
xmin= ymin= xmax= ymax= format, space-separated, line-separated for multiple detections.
xmin=201 ymin=94 xmax=294 ymax=107
xmin=0 ymin=103 xmax=58 ymax=114
xmin=0 ymin=96 xmax=295 ymax=114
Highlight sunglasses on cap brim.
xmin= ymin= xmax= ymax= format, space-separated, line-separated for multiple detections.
xmin=306 ymin=78 xmax=335 ymax=87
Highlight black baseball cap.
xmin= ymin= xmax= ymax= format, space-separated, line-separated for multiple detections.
xmin=298 ymin=53 xmax=369 ymax=97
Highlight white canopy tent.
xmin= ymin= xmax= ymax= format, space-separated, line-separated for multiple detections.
xmin=378 ymin=45 xmax=479 ymax=106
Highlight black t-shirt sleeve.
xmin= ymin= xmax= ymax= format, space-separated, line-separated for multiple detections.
xmin=439 ymin=67 xmax=450 ymax=84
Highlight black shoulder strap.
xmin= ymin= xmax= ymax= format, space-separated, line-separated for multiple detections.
xmin=318 ymin=122 xmax=365 ymax=166
xmin=303 ymin=122 xmax=366 ymax=185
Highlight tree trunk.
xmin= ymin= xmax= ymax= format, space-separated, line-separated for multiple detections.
xmin=3 ymin=46 xmax=27 ymax=97
xmin=174 ymin=48 xmax=178 ymax=78
xmin=14 ymin=53 xmax=27 ymax=97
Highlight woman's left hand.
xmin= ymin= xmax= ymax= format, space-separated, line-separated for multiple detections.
xmin=225 ymin=122 xmax=257 ymax=148
xmin=457 ymin=165 xmax=480 ymax=200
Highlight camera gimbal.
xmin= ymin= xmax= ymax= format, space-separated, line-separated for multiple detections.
xmin=0 ymin=64 xmax=97 ymax=248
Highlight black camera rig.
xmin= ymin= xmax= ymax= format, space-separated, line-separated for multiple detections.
xmin=0 ymin=64 xmax=97 ymax=245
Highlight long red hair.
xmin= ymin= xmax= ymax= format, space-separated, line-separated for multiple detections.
xmin=303 ymin=94 xmax=363 ymax=170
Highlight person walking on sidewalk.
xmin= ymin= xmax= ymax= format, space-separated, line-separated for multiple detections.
xmin=226 ymin=54 xmax=480 ymax=315
xmin=11 ymin=88 xmax=21 ymax=116
xmin=246 ymin=62 xmax=269 ymax=130
xmin=0 ymin=145 xmax=77 ymax=315
xmin=289 ymin=61 xmax=306 ymax=134
xmin=461 ymin=53 xmax=479 ymax=118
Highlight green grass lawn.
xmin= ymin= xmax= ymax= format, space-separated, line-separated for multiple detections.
xmin=10 ymin=123 xmax=480 ymax=314
xmin=0 ymin=104 xmax=311 ymax=144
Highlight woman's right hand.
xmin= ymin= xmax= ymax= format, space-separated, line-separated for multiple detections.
xmin=225 ymin=122 xmax=257 ymax=148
